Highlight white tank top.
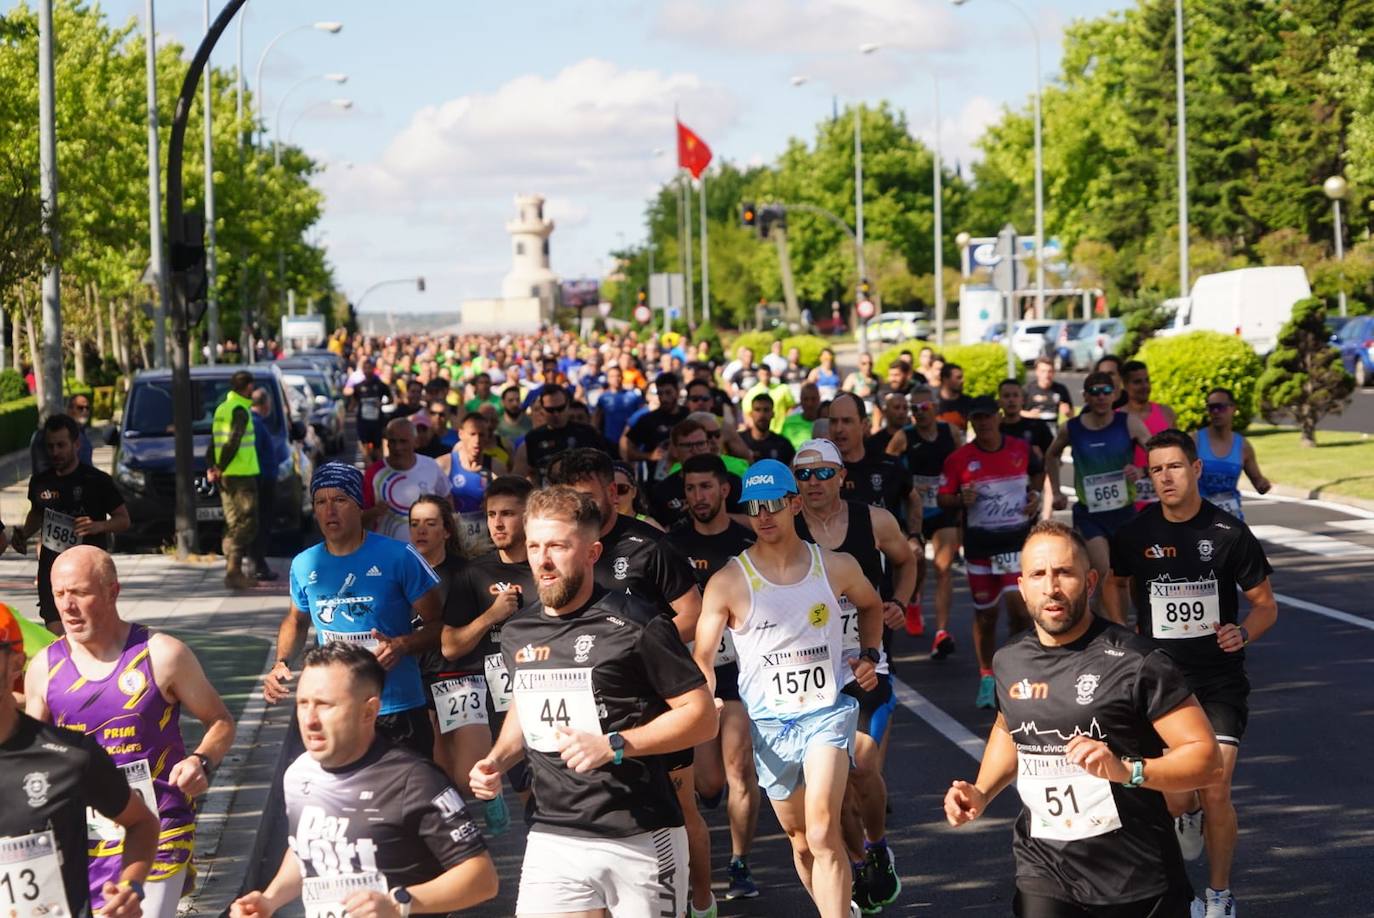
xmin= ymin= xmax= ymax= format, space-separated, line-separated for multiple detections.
xmin=731 ymin=542 xmax=847 ymax=722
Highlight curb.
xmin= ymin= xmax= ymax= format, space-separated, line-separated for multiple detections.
xmin=1256 ymin=483 xmax=1374 ymax=515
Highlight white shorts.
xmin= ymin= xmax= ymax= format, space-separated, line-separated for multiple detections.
xmin=515 ymin=825 xmax=688 ymax=917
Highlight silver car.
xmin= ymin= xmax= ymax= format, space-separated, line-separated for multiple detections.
xmin=1011 ymin=320 xmax=1068 ymax=364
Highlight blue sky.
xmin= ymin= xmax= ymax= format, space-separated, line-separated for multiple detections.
xmin=25 ymin=0 xmax=1133 ymax=313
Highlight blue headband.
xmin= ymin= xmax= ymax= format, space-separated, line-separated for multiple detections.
xmin=310 ymin=462 xmax=363 ymax=507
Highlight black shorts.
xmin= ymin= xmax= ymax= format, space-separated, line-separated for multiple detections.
xmin=1187 ymin=670 xmax=1250 ymax=747
xmin=714 ymin=662 xmax=741 ymax=702
xmin=663 ymin=747 xmax=695 ymax=773
xmin=1072 ymin=502 xmax=1136 ymax=544
xmin=376 ymin=706 xmax=435 ymax=759
xmin=1013 ymin=887 xmax=1192 ymax=918
xmin=841 ymin=673 xmax=896 ymax=744
xmin=921 ymin=512 xmax=960 ymax=542
xmin=357 ymin=422 xmax=384 ymax=446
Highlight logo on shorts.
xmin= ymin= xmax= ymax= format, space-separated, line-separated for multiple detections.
xmin=807 ymin=603 xmax=829 ymax=628
xmin=1009 ymin=678 xmax=1049 ymax=700
xmin=1144 ymin=544 xmax=1176 ymax=559
xmin=1074 ymin=674 xmax=1100 ymax=706
xmin=23 ymin=772 xmax=49 ymax=808
xmin=613 ymin=557 xmax=629 ymax=580
xmin=1196 ymin=539 xmax=1215 ymax=562
xmin=117 ymin=669 xmax=146 ymax=696
xmin=573 ymin=634 xmax=596 ymax=663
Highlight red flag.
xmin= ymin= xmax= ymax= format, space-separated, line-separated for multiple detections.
xmin=677 ymin=120 xmax=712 ymax=179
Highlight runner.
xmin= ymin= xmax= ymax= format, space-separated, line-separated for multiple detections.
xmin=999 ymin=379 xmax=1054 ymax=460
xmin=346 ymin=357 xmax=391 ymax=464
xmin=1044 ymin=372 xmax=1152 ymax=624
xmin=511 ymin=385 xmax=607 ymax=483
xmin=944 ymin=519 xmax=1223 ymax=918
xmin=439 ymin=412 xmax=507 ymax=556
xmin=1023 ymin=356 xmax=1074 ymax=426
xmin=1195 ymin=388 xmax=1272 ymax=520
xmin=670 ymin=455 xmax=762 ymax=900
xmin=827 ymin=393 xmax=918 ymax=532
xmin=621 ymin=372 xmax=689 ymax=466
xmin=790 ymin=441 xmax=914 ymax=913
xmin=739 ymin=393 xmax=796 ymax=465
xmin=1 ymin=600 xmax=158 ymax=918
xmin=361 ymin=418 xmax=452 ymax=541
xmin=865 ymin=393 xmax=909 ymax=457
xmin=25 ymin=546 xmax=235 ymax=918
xmin=807 ymin=348 xmax=843 ymax=402
xmin=231 ymin=644 xmax=498 ymax=918
xmin=841 ymin=352 xmax=880 ymax=407
xmin=650 ymin=417 xmax=745 ymax=528
xmin=938 ymin=397 xmax=1042 ymax=709
xmin=265 ymin=463 xmax=444 ymax=757
xmin=1108 ymin=429 xmax=1279 ymax=918
xmin=468 ymin=486 xmax=716 ymax=918
xmin=935 ymin=363 xmax=973 ymax=430
xmin=1120 ymin=360 xmax=1177 ymax=508
xmin=694 ymin=459 xmax=884 ymax=918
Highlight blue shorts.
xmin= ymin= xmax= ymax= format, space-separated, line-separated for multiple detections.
xmin=750 ymin=695 xmax=859 ymax=801
xmin=1072 ymin=502 xmax=1137 ymax=544
xmin=842 ymin=673 xmax=896 ymax=744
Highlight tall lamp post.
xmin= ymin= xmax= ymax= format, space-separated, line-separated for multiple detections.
xmin=287 ymin=98 xmax=353 ymax=144
xmin=273 ymin=74 xmax=349 ymax=165
xmin=144 ymin=0 xmax=171 ymax=368
xmin=1174 ymin=0 xmax=1190 ymax=298
xmin=952 ymin=0 xmax=1044 ymax=320
xmin=1324 ymin=175 xmax=1349 ymax=318
xmin=254 ymin=20 xmax=342 ymax=137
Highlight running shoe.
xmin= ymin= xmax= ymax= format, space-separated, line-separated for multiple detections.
xmin=689 ymin=894 xmax=718 ymax=918
xmin=850 ymin=902 xmax=862 ymax=918
xmin=1199 ymin=889 xmax=1236 ymax=918
xmin=862 ymin=843 xmax=901 ymax=907
xmin=975 ymin=674 xmax=997 ymax=709
xmin=930 ymin=629 xmax=956 ymax=660
xmin=851 ymin=862 xmax=879 ymax=914
xmin=1175 ymin=808 xmax=1204 ymax=861
xmin=726 ymin=858 xmax=759 ymax=899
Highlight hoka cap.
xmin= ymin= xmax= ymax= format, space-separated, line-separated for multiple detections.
xmin=739 ymin=459 xmax=797 ymax=501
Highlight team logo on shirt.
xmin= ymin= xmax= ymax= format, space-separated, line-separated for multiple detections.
xmin=1197 ymin=539 xmax=1215 ymax=562
xmin=807 ymin=603 xmax=829 ymax=628
xmin=573 ymin=634 xmax=596 ymax=663
xmin=117 ymin=669 xmax=147 ymax=696
xmin=870 ymin=473 xmax=883 ymax=492
xmin=1009 ymin=678 xmax=1049 ymax=700
xmin=23 ymin=772 xmax=50 ymax=808
xmin=430 ymin=788 xmax=469 ymax=820
xmin=1144 ymin=544 xmax=1177 ymax=559
xmin=613 ymin=557 xmax=629 ymax=580
xmin=515 ymin=644 xmax=551 ymax=663
xmin=39 ymin=489 xmax=58 ymax=501
xmin=308 ymin=570 xmax=318 ymax=584
xmin=1074 ymin=674 xmax=1100 ymax=706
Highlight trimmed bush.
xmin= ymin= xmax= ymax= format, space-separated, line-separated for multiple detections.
xmin=1136 ymin=331 xmax=1263 ymax=432
xmin=878 ymin=342 xmax=1021 ymax=398
xmin=0 ymin=397 xmax=38 ymax=455
xmin=781 ymin=334 xmax=830 ymax=370
xmin=731 ymin=331 xmax=778 ymax=361
xmin=0 ymin=369 xmax=26 ymax=403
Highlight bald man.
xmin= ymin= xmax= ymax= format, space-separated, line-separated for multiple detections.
xmin=26 ymin=546 xmax=236 ymax=918
xmin=361 ymin=417 xmax=452 ymax=540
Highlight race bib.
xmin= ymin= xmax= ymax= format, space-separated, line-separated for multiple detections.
xmin=41 ymin=509 xmax=80 ymax=554
xmin=990 ymin=551 xmax=1021 ymax=575
xmin=715 ymin=630 xmax=738 ymax=668
xmin=1017 ymin=753 xmax=1123 ymax=842
xmin=913 ymin=475 xmax=941 ymax=512
xmin=0 ymin=831 xmax=69 ymax=918
xmin=458 ymin=511 xmax=487 ymax=544
xmin=318 ymin=630 xmax=381 ymax=653
xmin=1083 ymin=471 xmax=1130 ymax=514
xmin=967 ymin=477 xmax=1029 ymax=531
xmin=838 ymin=597 xmax=861 ymax=654
xmin=359 ymin=401 xmax=381 ymax=421
xmin=513 ymin=668 xmax=602 ymax=753
xmin=431 ymin=675 xmax=489 ymax=733
xmin=301 ymin=871 xmax=388 ymax=918
xmin=484 ymin=653 xmax=513 ymax=712
xmin=1134 ymin=475 xmax=1157 ymax=503
xmin=762 ymin=645 xmax=836 ymax=717
xmin=1148 ymin=579 xmax=1222 ymax=639
xmin=1206 ymin=493 xmax=1243 ymax=518
xmin=89 ymin=758 xmax=158 ymax=842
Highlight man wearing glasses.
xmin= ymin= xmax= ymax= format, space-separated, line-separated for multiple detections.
xmin=511 ymin=386 xmax=607 ymax=483
xmin=1194 ymin=387 xmax=1272 ymax=520
xmin=29 ymin=393 xmax=94 ymax=476
xmin=649 ymin=417 xmax=745 ymax=528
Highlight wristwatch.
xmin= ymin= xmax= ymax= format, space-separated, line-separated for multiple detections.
xmin=858 ymin=647 xmax=882 ymax=666
xmin=119 ymin=880 xmax=145 ymax=901
xmin=1239 ymin=626 xmax=1250 ymax=646
xmin=389 ymin=886 xmax=412 ymax=918
xmin=1121 ymin=757 xmax=1146 ymax=788
xmin=607 ymin=731 xmax=625 ymax=766
xmin=193 ymin=752 xmax=216 ymax=780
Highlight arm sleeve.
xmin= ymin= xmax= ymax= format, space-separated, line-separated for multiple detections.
xmin=653 ymin=543 xmax=699 ymax=606
xmin=402 ymin=543 xmax=444 ymax=604
xmin=81 ymin=735 xmax=134 ymax=819
xmin=442 ymin=568 xmax=477 ymax=628
xmin=638 ymin=615 xmax=707 ymax=700
xmin=404 ymin=761 xmax=488 ymax=868
xmin=1230 ymin=528 xmax=1273 ymax=591
xmin=1134 ymin=649 xmax=1194 ymax=722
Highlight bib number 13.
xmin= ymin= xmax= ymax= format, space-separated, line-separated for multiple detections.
xmin=0 ymin=869 xmax=39 ymax=906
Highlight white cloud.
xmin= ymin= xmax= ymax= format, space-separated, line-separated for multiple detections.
xmin=911 ymin=94 xmax=1003 ymax=173
xmin=654 ymin=0 xmax=962 ymax=55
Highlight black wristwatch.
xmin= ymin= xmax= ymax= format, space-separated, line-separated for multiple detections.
xmin=193 ymin=752 xmax=216 ymax=780
xmin=607 ymin=731 xmax=626 ymax=766
xmin=858 ymin=647 xmax=882 ymax=665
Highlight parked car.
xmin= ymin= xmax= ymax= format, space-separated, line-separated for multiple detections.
xmin=107 ymin=365 xmax=314 ymax=551
xmin=278 ymin=352 xmax=345 ymax=389
xmin=1056 ymin=318 xmax=1126 ymax=370
xmin=282 ymin=369 xmax=346 ymax=455
xmin=1326 ymin=314 xmax=1355 ymax=345
xmin=864 ymin=310 xmax=933 ymax=344
xmin=1336 ymin=315 xmax=1374 ymax=387
xmin=1011 ymin=320 xmax=1068 ymax=365
xmin=980 ymin=321 xmax=1008 ymax=342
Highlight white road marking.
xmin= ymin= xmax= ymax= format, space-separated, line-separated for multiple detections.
xmin=1275 ymin=593 xmax=1374 ymax=632
xmin=890 ymin=674 xmax=985 ymax=762
xmin=1327 ymin=519 xmax=1374 ymax=534
xmin=1247 ymin=525 xmax=1374 ymax=559
xmin=1241 ymin=489 xmax=1374 ymax=520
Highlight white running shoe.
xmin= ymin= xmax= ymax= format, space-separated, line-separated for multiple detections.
xmin=850 ymin=901 xmax=862 ymax=918
xmin=1175 ymin=808 xmax=1205 ymax=860
xmin=1200 ymin=888 xmax=1236 ymax=918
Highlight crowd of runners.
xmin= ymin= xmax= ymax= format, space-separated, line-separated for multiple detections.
xmin=0 ymin=325 xmax=1280 ymax=918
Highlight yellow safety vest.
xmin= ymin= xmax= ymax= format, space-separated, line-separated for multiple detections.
xmin=212 ymin=390 xmax=259 ymax=477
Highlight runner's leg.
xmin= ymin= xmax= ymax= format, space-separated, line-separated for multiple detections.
xmin=720 ymin=701 xmax=760 ymax=861
xmin=770 ymin=787 xmax=815 ymax=899
xmin=932 ymin=528 xmax=958 ymax=634
xmin=139 ymin=870 xmax=187 ymax=918
xmin=1200 ymin=743 xmax=1240 ymax=891
xmin=1084 ymin=536 xmax=1119 ymax=623
xmin=693 ymin=735 xmax=725 ymax=802
xmin=672 ymin=764 xmax=714 ymax=913
xmin=801 ymin=743 xmax=855 ymax=918
xmin=850 ymin=731 xmax=887 ymax=843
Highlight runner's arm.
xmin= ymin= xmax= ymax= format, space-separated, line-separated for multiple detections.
xmin=620 ymin=429 xmax=651 ymax=462
xmin=1241 ymin=438 xmax=1272 ymax=494
xmin=231 ymin=848 xmax=304 ymax=917
xmin=22 ymin=649 xmax=52 ymax=718
xmin=396 ymin=584 xmax=442 ymax=654
xmin=692 ymin=569 xmax=735 ymax=690
xmin=873 ymin=507 xmax=917 ymax=605
xmin=946 ymin=713 xmax=1017 ymax=826
xmin=1042 ymin=423 xmax=1071 ymax=489
xmin=263 ymin=606 xmax=311 ymax=704
xmin=1235 ymin=577 xmax=1278 ymax=646
xmin=110 ymin=790 xmax=158 ymax=890
xmin=480 ymin=697 xmax=527 ymax=776
xmin=1086 ymin=696 xmax=1220 ymax=792
xmin=403 ymin=854 xmax=499 ymax=915
xmin=619 ymin=684 xmax=717 ymax=757
xmin=151 ymin=633 xmax=236 ymax=795
xmin=1126 ymin=412 xmax=1153 ymax=452
xmin=668 ymin=585 xmax=702 ymax=644
xmin=440 ymin=585 xmax=519 ymax=660
xmin=828 ymin=550 xmax=884 ymax=652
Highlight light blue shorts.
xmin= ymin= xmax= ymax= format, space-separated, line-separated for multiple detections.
xmin=750 ymin=695 xmax=859 ymax=801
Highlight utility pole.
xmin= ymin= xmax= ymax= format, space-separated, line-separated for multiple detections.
xmin=203 ymin=0 xmax=220 ymax=363
xmin=854 ymin=105 xmax=871 ymax=355
xmin=699 ymin=173 xmax=710 ymax=325
xmin=37 ymin=0 xmax=62 ymax=419
xmin=1175 ymin=0 xmax=1190 ymax=298
xmin=681 ymin=174 xmax=695 ymax=330
xmin=773 ymin=227 xmax=800 ymax=322
xmin=145 ymin=0 xmax=170 ymax=368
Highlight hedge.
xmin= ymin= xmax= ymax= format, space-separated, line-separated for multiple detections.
xmin=1136 ymin=332 xmax=1263 ymax=432
xmin=781 ymin=334 xmax=831 ymax=369
xmin=875 ymin=341 xmax=1022 ymax=398
xmin=731 ymin=331 xmax=780 ymax=360
xmin=0 ymin=397 xmax=38 ymax=455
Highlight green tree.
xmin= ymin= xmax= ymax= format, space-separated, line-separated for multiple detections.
xmin=1256 ymin=297 xmax=1355 ymax=445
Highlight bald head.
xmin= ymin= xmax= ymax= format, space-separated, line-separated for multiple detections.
xmin=49 ymin=547 xmax=121 ymax=642
xmin=51 ymin=545 xmax=117 ymax=589
xmin=384 ymin=417 xmax=415 ymax=439
xmin=384 ymin=417 xmax=417 ymax=467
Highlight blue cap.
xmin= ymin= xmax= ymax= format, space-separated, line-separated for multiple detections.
xmin=739 ymin=459 xmax=797 ymax=501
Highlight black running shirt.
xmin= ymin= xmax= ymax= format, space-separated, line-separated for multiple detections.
xmin=441 ymin=551 xmax=537 ymax=674
xmin=994 ymin=617 xmax=1193 ymax=906
xmin=595 ymin=514 xmax=699 ymax=617
xmin=501 ymin=587 xmax=706 ymax=837
xmin=524 ymin=423 xmax=607 ymax=477
xmin=1109 ymin=501 xmax=1272 ymax=676
xmin=668 ymin=520 xmax=755 ymax=587
xmin=842 ymin=451 xmax=913 ymax=530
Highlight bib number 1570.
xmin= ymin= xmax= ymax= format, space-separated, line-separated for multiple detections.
xmin=770 ymin=665 xmax=826 ymax=696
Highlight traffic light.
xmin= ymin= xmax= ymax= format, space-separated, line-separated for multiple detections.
xmin=416 ymin=276 xmax=426 ymax=292
xmin=858 ymin=277 xmax=871 ymax=298
xmin=741 ymin=202 xmax=757 ymax=228
xmin=637 ymin=288 xmax=647 ymax=305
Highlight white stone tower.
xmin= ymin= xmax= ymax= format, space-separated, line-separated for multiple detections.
xmin=501 ymin=194 xmax=558 ymax=321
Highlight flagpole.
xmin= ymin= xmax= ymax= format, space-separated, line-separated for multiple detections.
xmin=682 ymin=171 xmax=695 ymax=331
xmin=699 ymin=172 xmax=710 ymax=326
xmin=675 ymin=171 xmax=687 ymax=336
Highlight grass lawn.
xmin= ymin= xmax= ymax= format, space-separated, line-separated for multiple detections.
xmin=1246 ymin=424 xmax=1374 ymax=502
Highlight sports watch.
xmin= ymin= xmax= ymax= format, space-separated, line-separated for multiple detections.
xmin=607 ymin=732 xmax=625 ymax=766
xmin=858 ymin=647 xmax=882 ymax=666
xmin=1121 ymin=757 xmax=1146 ymax=788
xmin=389 ymin=886 xmax=413 ymax=918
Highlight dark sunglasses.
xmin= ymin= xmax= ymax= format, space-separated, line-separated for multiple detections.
xmin=1206 ymin=402 xmax=1233 ymax=412
xmin=613 ymin=481 xmax=634 ymax=496
xmin=687 ymin=393 xmax=712 ymax=402
xmin=70 ymin=402 xmax=91 ymax=411
xmin=1086 ymin=385 xmax=1114 ymax=396
xmin=543 ymin=403 xmax=568 ymax=413
xmin=794 ymin=466 xmax=839 ymax=482
xmin=745 ymin=497 xmax=791 ymax=516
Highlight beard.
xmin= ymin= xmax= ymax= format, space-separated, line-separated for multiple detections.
xmin=1029 ymin=589 xmax=1090 ymax=635
xmin=689 ymin=495 xmax=723 ymax=524
xmin=537 ymin=564 xmax=585 ymax=609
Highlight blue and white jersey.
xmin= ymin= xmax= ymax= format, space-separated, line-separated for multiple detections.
xmin=289 ymin=532 xmax=440 ymax=714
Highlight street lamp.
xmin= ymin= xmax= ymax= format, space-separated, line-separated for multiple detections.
xmin=254 ymin=21 xmax=342 ymax=138
xmin=1324 ymin=174 xmax=1349 ymax=318
xmin=1174 ymin=0 xmax=1190 ymax=298
xmin=951 ymin=0 xmax=1045 ymax=320
xmin=287 ymin=98 xmax=353 ymax=145
xmin=273 ymin=73 xmax=348 ymax=165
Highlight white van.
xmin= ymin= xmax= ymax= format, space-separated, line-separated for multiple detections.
xmin=1160 ymin=266 xmax=1310 ymax=355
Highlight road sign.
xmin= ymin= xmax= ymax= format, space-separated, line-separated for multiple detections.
xmin=972 ymin=243 xmax=1000 ymax=267
xmin=634 ymin=304 xmax=651 ymax=324
xmin=856 ymin=299 xmax=876 ymax=320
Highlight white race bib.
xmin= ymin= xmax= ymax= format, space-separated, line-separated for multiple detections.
xmin=1148 ymin=579 xmax=1221 ymax=639
xmin=457 ymin=511 xmax=488 ymax=546
xmin=838 ymin=597 xmax=861 ymax=653
xmin=715 ymin=630 xmax=738 ymax=668
xmin=913 ymin=475 xmax=941 ymax=512
xmin=967 ymin=477 xmax=1029 ymax=531
xmin=513 ymin=668 xmax=601 ymax=753
xmin=88 ymin=758 xmax=158 ymax=842
xmin=41 ymin=509 xmax=81 ymax=554
xmin=301 ymin=871 xmax=388 ymax=918
xmin=1134 ymin=475 xmax=1157 ymax=503
xmin=990 ymin=551 xmax=1021 ymax=575
xmin=359 ymin=401 xmax=381 ymax=421
xmin=762 ymin=645 xmax=836 ymax=716
xmin=0 ymin=831 xmax=69 ymax=918
xmin=1082 ymin=471 xmax=1130 ymax=513
xmin=1017 ymin=753 xmax=1123 ymax=841
xmin=484 ymin=653 xmax=513 ymax=713
xmin=1206 ymin=494 xmax=1242 ymax=518
xmin=431 ymin=675 xmax=489 ymax=733
xmin=318 ymin=630 xmax=381 ymax=652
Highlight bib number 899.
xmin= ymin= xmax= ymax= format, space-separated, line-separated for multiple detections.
xmin=1164 ymin=601 xmax=1206 ymax=623
xmin=771 ymin=665 xmax=826 ymax=696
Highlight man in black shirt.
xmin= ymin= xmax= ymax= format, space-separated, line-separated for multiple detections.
xmin=936 ymin=362 xmax=973 ymax=430
xmin=233 ymin=644 xmax=497 ymax=918
xmin=865 ymin=392 xmax=909 ymax=456
xmin=13 ymin=414 xmax=128 ymax=630
xmin=649 ymin=417 xmax=744 ymax=528
xmin=511 ymin=385 xmax=607 ymax=482
xmin=1023 ymin=356 xmax=1074 ymax=426
xmin=945 ymin=520 xmax=1222 ymax=917
xmin=1107 ymin=430 xmax=1278 ymax=918
xmin=621 ymin=372 xmax=688 ymax=464
xmin=0 ymin=607 xmax=158 ymax=918
xmin=469 ymin=487 xmax=715 ymax=918
xmin=827 ymin=393 xmax=918 ymax=534
xmin=999 ymin=379 xmax=1054 ymax=458
xmin=347 ymin=358 xmax=391 ymax=463
xmin=739 ymin=392 xmax=795 ymax=464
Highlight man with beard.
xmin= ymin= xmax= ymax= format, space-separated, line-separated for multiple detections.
xmin=826 ymin=393 xmax=918 ymax=537
xmin=495 ymin=385 xmax=532 ymax=448
xmin=650 ymin=416 xmax=745 ymax=528
xmin=669 ymin=455 xmax=762 ymax=901
xmin=945 ymin=520 xmax=1220 ymax=918
xmin=739 ymin=393 xmax=795 ymax=465
xmin=469 ymin=487 xmax=715 ymax=918
xmin=621 ymin=372 xmax=689 ymax=465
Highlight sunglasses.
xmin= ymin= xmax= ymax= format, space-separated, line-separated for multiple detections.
xmin=613 ymin=481 xmax=634 ymax=496
xmin=911 ymin=401 xmax=933 ymax=412
xmin=1206 ymin=402 xmax=1233 ymax=412
xmin=543 ymin=403 xmax=567 ymax=413
xmin=745 ymin=497 xmax=791 ymax=516
xmin=687 ymin=394 xmax=712 ymax=403
xmin=1086 ymin=385 xmax=1115 ymax=396
xmin=794 ymin=466 xmax=839 ymax=482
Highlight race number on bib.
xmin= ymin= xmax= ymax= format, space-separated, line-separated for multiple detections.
xmin=1148 ymin=579 xmax=1221 ymax=639
xmin=1134 ymin=475 xmax=1157 ymax=503
xmin=484 ymin=653 xmax=513 ymax=712
xmin=838 ymin=597 xmax=860 ymax=654
xmin=318 ymin=630 xmax=381 ymax=653
xmin=1206 ymin=493 xmax=1243 ymax=518
xmin=0 ymin=831 xmax=69 ymax=918
xmin=913 ymin=475 xmax=941 ymax=512
xmin=763 ymin=645 xmax=836 ymax=717
xmin=359 ymin=401 xmax=381 ymax=421
xmin=513 ymin=668 xmax=601 ymax=753
xmin=1017 ymin=753 xmax=1122 ymax=842
xmin=990 ymin=551 xmax=1021 ymax=575
xmin=457 ymin=511 xmax=490 ymax=550
xmin=1083 ymin=471 xmax=1129 ymax=513
xmin=301 ymin=871 xmax=388 ymax=918
xmin=715 ymin=630 xmax=738 ymax=668
xmin=41 ymin=509 xmax=81 ymax=554
xmin=89 ymin=758 xmax=158 ymax=842
xmin=431 ymin=675 xmax=489 ymax=733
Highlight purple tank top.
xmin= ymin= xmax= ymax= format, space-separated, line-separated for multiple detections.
xmin=44 ymin=624 xmax=195 ymax=898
